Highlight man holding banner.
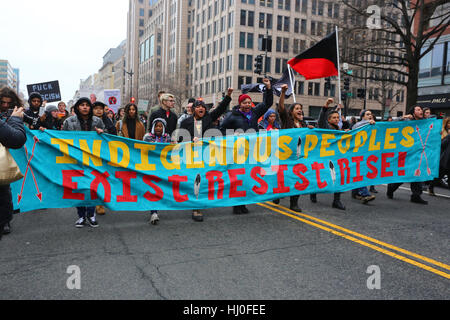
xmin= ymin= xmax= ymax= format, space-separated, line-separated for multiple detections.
xmin=62 ymin=97 xmax=105 ymax=228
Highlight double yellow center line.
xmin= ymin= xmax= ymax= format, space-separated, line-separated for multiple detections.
xmin=258 ymin=202 xmax=450 ymax=280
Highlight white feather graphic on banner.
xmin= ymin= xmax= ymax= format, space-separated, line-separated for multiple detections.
xmin=194 ymin=174 xmax=201 ymax=200
xmin=329 ymin=161 xmax=336 ymax=185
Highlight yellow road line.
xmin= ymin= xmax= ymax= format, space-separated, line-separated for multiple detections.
xmin=264 ymin=201 xmax=450 ymax=272
xmin=257 ymin=203 xmax=450 ymax=280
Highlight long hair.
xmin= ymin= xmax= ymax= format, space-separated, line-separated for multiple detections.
xmin=288 ymin=103 xmax=306 ymax=127
xmin=123 ymin=103 xmax=141 ymax=123
xmin=0 ymin=86 xmax=23 ymax=109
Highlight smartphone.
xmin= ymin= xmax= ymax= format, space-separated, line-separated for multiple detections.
xmin=6 ymin=108 xmax=14 ymax=117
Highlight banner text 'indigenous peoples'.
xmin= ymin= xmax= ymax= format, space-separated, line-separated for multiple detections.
xmin=10 ymin=119 xmax=442 ymax=213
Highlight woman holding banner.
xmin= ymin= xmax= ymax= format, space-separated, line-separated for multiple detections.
xmin=275 ymin=84 xmax=314 ymax=212
xmin=220 ymin=78 xmax=273 ymax=215
xmin=309 ymin=98 xmax=346 ymax=210
xmin=180 ymin=88 xmax=233 ymax=222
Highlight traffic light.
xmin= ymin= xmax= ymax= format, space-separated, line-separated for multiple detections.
xmin=343 ymin=78 xmax=350 ymax=91
xmin=357 ymin=89 xmax=366 ymax=99
xmin=325 ymin=78 xmax=331 ymax=90
xmin=131 ymin=97 xmax=136 ymax=104
xmin=254 ymin=55 xmax=263 ymax=75
xmin=341 ymin=92 xmax=347 ymax=102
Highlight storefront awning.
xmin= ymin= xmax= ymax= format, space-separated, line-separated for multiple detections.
xmin=416 ymin=93 xmax=450 ymax=109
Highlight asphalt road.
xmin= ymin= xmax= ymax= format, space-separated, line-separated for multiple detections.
xmin=0 ymin=184 xmax=449 ymax=300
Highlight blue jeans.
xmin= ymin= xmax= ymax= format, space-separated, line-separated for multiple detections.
xmin=354 ymin=187 xmax=371 ymax=197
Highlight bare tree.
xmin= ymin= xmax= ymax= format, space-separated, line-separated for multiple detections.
xmin=159 ymin=64 xmax=190 ymax=115
xmin=339 ymin=0 xmax=450 ymax=112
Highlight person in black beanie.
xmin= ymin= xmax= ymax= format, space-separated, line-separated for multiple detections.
xmin=24 ymin=92 xmax=44 ymax=130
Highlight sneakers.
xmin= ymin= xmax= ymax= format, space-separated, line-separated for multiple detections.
xmin=75 ymin=218 xmax=86 ymax=228
xmin=87 ymin=216 xmax=99 ymax=228
xmin=150 ymin=212 xmax=160 ymax=225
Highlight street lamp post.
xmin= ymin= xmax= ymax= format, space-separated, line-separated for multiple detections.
xmin=125 ymin=69 xmax=134 ymax=101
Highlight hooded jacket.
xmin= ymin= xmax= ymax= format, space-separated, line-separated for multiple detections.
xmin=24 ymin=92 xmax=43 ymax=129
xmin=143 ymin=118 xmax=172 ymax=143
xmin=62 ymin=98 xmax=104 ymax=131
xmin=258 ymin=109 xmax=281 ymax=130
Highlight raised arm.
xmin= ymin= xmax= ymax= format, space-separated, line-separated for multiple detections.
xmin=210 ymin=88 xmax=233 ymax=122
xmin=253 ymin=78 xmax=274 ymax=119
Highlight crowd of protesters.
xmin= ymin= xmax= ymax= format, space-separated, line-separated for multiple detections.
xmin=0 ymin=83 xmax=449 ymax=238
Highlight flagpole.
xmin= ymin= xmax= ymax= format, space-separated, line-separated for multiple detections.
xmin=335 ymin=26 xmax=342 ymax=106
xmin=287 ymin=65 xmax=297 ymax=103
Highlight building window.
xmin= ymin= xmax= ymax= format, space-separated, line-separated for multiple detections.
xmin=248 ymin=11 xmax=254 ymax=26
xmin=240 ymin=10 xmax=246 ymax=25
xmin=277 ymin=15 xmax=282 ymax=31
xmin=247 ymin=33 xmax=254 ymax=49
xmin=246 ymin=55 xmax=253 ymax=70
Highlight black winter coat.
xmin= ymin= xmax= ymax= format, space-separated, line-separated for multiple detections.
xmin=441 ymin=135 xmax=450 ymax=171
xmin=179 ymin=96 xmax=231 ymax=142
xmin=0 ymin=116 xmax=27 ymax=227
xmin=149 ymin=108 xmax=178 ymax=136
xmin=220 ymin=89 xmax=273 ymax=132
xmin=23 ymin=108 xmax=42 ymax=130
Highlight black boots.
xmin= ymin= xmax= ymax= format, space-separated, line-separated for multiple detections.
xmin=332 ymin=193 xmax=346 ymax=210
xmin=411 ymin=195 xmax=428 ymax=205
xmin=289 ymin=196 xmax=302 ymax=212
xmin=233 ymin=205 xmax=249 ymax=215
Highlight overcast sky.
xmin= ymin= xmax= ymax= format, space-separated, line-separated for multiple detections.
xmin=0 ymin=0 xmax=129 ymax=102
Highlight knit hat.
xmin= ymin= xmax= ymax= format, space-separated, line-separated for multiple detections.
xmin=45 ymin=105 xmax=58 ymax=113
xmin=238 ymin=94 xmax=252 ymax=105
xmin=93 ymin=101 xmax=107 ymax=109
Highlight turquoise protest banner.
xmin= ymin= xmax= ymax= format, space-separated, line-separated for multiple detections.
xmin=10 ymin=119 xmax=442 ymax=213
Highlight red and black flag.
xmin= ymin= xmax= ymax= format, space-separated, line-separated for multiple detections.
xmin=288 ymin=31 xmax=338 ymax=80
